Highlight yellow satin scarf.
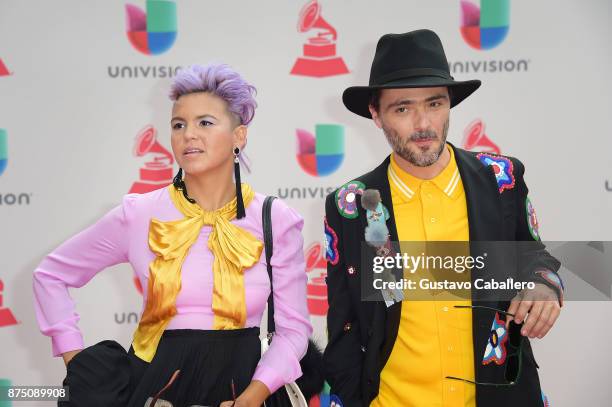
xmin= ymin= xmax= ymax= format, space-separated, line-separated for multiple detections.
xmin=132 ymin=183 xmax=264 ymax=362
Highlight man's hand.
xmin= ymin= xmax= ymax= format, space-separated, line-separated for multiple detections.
xmin=506 ymin=283 xmax=561 ymax=339
xmin=62 ymin=350 xmax=82 ymax=367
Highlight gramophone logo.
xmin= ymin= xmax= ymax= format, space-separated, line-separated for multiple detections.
xmin=305 ymin=242 xmax=328 ymax=316
xmin=0 ymin=279 xmax=18 ymax=327
xmin=290 ymin=0 xmax=349 ymax=77
xmin=461 ymin=119 xmax=501 ymax=154
xmin=460 ymin=0 xmax=510 ymax=50
xmin=133 ymin=276 xmax=144 ymax=295
xmin=0 ymin=129 xmax=7 ymax=177
xmin=129 ymin=125 xmax=174 ymax=194
xmin=296 ymin=124 xmax=344 ymax=177
xmin=0 ymin=58 xmax=11 ymax=77
xmin=125 ymin=0 xmax=177 ymax=55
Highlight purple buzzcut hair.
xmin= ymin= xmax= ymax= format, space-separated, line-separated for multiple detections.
xmin=169 ymin=64 xmax=257 ymax=126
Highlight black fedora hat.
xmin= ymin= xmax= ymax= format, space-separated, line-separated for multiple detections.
xmin=343 ymin=29 xmax=481 ymax=118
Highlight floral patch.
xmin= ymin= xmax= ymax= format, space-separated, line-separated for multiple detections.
xmin=526 ymin=197 xmax=540 ymax=241
xmin=324 ymin=217 xmax=339 ymax=265
xmin=335 ymin=180 xmax=365 ymax=219
xmin=477 ymin=153 xmax=515 ymax=193
xmin=482 ymin=312 xmax=509 ymax=365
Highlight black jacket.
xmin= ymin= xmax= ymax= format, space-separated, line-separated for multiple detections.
xmin=323 ymin=144 xmax=561 ymax=407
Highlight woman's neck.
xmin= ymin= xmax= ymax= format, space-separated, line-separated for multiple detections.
xmin=182 ymin=165 xmax=236 ymax=211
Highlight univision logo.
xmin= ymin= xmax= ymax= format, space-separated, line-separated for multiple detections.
xmin=125 ymin=0 xmax=177 ymax=55
xmin=0 ymin=128 xmax=33 ymax=206
xmin=296 ymin=124 xmax=344 ymax=177
xmin=460 ymin=0 xmax=510 ymax=50
xmin=0 ymin=129 xmax=7 ymax=176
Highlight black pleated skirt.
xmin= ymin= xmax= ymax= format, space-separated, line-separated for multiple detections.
xmin=59 ymin=328 xmax=261 ymax=407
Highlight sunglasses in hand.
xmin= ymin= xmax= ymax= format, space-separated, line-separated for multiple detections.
xmin=445 ymin=305 xmax=524 ymax=387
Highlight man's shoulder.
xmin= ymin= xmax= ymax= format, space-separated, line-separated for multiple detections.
xmin=457 ymin=147 xmax=526 ymax=175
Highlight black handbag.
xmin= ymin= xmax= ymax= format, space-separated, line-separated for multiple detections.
xmin=262 ymin=196 xmax=324 ymax=407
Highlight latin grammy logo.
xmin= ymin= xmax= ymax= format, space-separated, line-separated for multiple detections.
xmin=290 ymin=0 xmax=349 ymax=78
xmin=0 ymin=58 xmax=11 ymax=77
xmin=0 ymin=279 xmax=18 ymax=327
xmin=305 ymin=242 xmax=329 ymax=316
xmin=129 ymin=125 xmax=174 ymax=194
xmin=461 ymin=118 xmax=501 ymax=154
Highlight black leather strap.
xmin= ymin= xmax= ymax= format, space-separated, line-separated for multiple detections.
xmin=262 ymin=196 xmax=277 ymax=338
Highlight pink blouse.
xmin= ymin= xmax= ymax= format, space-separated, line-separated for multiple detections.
xmin=32 ymin=187 xmax=312 ymax=393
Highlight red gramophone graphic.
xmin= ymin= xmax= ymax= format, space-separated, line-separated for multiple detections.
xmin=290 ymin=0 xmax=349 ymax=78
xmin=305 ymin=242 xmax=329 ymax=316
xmin=128 ymin=125 xmax=174 ymax=194
xmin=0 ymin=279 xmax=18 ymax=327
xmin=133 ymin=276 xmax=144 ymax=296
xmin=461 ymin=118 xmax=501 ymax=154
xmin=0 ymin=58 xmax=12 ymax=77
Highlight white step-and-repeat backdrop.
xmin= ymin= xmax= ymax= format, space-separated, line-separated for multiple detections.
xmin=1 ymin=1 xmax=610 ymax=405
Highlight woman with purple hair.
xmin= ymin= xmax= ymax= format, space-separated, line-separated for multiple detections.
xmin=33 ymin=64 xmax=313 ymax=406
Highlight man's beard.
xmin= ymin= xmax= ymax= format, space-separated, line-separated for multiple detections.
xmin=382 ymin=118 xmax=449 ymax=167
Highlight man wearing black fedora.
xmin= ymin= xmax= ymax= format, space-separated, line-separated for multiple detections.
xmin=322 ymin=29 xmax=562 ymax=407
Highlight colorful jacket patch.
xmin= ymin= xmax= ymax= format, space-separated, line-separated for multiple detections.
xmin=335 ymin=180 xmax=365 ymax=219
xmin=535 ymin=269 xmax=564 ymax=306
xmin=526 ymin=197 xmax=540 ymax=240
xmin=324 ymin=217 xmax=340 ymax=265
xmin=330 ymin=394 xmax=344 ymax=407
xmin=483 ymin=312 xmax=509 ymax=365
xmin=477 ymin=153 xmax=515 ymax=193
xmin=542 ymin=391 xmax=551 ymax=406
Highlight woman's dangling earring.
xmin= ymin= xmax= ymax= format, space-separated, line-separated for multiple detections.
xmin=172 ymin=167 xmax=195 ymax=204
xmin=234 ymin=146 xmax=246 ymax=219
xmin=172 ymin=168 xmax=183 ymax=189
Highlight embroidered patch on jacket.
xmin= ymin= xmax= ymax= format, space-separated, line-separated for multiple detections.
xmin=330 ymin=394 xmax=343 ymax=407
xmin=335 ymin=180 xmax=365 ymax=219
xmin=482 ymin=312 xmax=509 ymax=365
xmin=525 ymin=197 xmax=540 ymax=241
xmin=477 ymin=153 xmax=515 ymax=193
xmin=535 ymin=269 xmax=564 ymax=293
xmin=324 ymin=217 xmax=340 ymax=265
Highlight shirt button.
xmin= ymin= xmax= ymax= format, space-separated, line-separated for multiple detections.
xmin=450 ymin=385 xmax=456 ymax=392
xmin=430 ymin=217 xmax=436 ymax=223
xmin=447 ymin=345 xmax=454 ymax=351
xmin=443 ymin=306 xmax=449 ymax=312
xmin=343 ymin=322 xmax=352 ymax=332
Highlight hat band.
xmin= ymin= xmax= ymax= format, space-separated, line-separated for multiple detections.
xmin=372 ymin=68 xmax=452 ymax=86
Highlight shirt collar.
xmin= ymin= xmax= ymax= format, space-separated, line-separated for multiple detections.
xmin=388 ymin=144 xmax=462 ymax=202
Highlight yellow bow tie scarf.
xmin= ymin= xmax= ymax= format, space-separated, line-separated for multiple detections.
xmin=132 ymin=183 xmax=264 ymax=362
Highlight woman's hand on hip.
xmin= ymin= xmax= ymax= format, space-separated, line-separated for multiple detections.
xmin=219 ymin=380 xmax=270 ymax=407
xmin=62 ymin=349 xmax=82 ymax=367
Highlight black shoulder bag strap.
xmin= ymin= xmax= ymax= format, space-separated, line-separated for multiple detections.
xmin=262 ymin=196 xmax=277 ymax=344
